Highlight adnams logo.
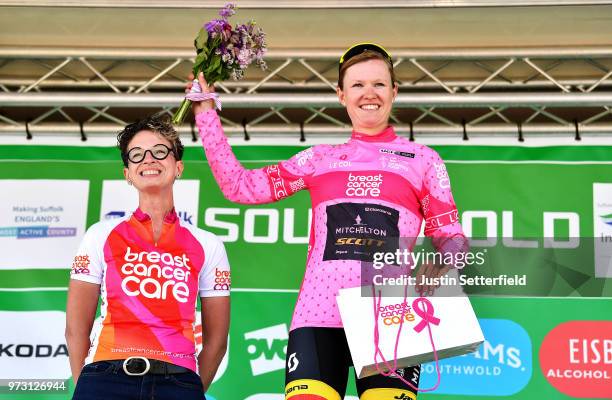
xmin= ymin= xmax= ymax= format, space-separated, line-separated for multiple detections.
xmin=420 ymin=319 xmax=532 ymax=396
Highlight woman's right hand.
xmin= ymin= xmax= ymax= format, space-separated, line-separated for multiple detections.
xmin=187 ymin=72 xmax=215 ymax=115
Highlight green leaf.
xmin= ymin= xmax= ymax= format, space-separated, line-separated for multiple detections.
xmin=210 ymin=54 xmax=221 ymax=71
xmin=195 ymin=28 xmax=208 ymax=50
xmin=193 ymin=51 xmax=208 ymax=74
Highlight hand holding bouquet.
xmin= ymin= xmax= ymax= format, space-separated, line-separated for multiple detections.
xmin=172 ymin=3 xmax=267 ymax=124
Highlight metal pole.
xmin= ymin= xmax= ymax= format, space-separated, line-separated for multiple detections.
xmin=2 ymin=46 xmax=612 ymax=60
xmin=3 ymin=92 xmax=612 ymax=108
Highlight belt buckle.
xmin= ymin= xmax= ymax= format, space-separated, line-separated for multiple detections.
xmin=123 ymin=356 xmax=151 ymax=376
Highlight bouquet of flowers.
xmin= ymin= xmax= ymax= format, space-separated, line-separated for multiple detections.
xmin=172 ymin=3 xmax=267 ymax=124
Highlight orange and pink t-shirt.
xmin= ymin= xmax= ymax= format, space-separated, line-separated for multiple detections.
xmin=70 ymin=208 xmax=230 ymax=371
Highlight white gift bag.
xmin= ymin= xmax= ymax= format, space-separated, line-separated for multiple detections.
xmin=336 ymin=285 xmax=484 ymax=380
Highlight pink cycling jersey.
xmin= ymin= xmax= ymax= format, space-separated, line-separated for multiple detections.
xmin=196 ymin=110 xmax=466 ymax=331
xmin=70 ymin=208 xmax=230 ymax=371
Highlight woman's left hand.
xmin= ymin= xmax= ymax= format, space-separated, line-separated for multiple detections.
xmin=186 ymin=72 xmax=216 ymax=115
xmin=415 ymin=263 xmax=450 ymax=297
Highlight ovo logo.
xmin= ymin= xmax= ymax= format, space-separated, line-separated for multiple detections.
xmin=539 ymin=321 xmax=612 ymax=398
xmin=244 ymin=323 xmax=288 ymax=376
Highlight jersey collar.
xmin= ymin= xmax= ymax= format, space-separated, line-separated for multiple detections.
xmin=351 ymin=125 xmax=397 ymax=142
xmin=133 ymin=207 xmax=178 ymax=224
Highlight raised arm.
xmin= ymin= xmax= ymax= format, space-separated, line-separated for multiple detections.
xmin=196 ymin=109 xmax=318 ymax=204
xmin=190 ymin=73 xmax=316 ymax=204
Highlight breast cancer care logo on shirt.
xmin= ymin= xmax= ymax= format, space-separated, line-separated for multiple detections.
xmin=120 ymin=247 xmax=192 ymax=303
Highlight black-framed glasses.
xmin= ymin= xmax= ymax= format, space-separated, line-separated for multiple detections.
xmin=339 ymin=42 xmax=392 ymax=70
xmin=126 ymin=144 xmax=175 ymax=164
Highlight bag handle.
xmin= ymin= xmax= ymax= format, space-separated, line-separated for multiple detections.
xmin=371 ymin=284 xmax=442 ymax=392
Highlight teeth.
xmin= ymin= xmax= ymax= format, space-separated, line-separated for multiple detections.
xmin=141 ymin=170 xmax=160 ymax=176
xmin=361 ymin=104 xmax=379 ymax=110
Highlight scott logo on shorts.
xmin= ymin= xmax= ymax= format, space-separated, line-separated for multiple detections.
xmin=345 ymin=173 xmax=383 ymax=197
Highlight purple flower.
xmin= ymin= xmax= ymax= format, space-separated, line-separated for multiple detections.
xmin=219 ymin=3 xmax=236 ymax=20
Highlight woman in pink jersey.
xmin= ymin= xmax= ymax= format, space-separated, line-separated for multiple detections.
xmin=65 ymin=114 xmax=230 ymax=400
xmin=190 ymin=43 xmax=467 ymax=400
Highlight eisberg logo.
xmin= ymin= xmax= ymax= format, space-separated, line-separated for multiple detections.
xmin=244 ymin=323 xmax=288 ymax=376
xmin=420 ymin=319 xmax=532 ymax=396
xmin=345 ymin=173 xmax=383 ymax=197
xmin=120 ymin=247 xmax=192 ymax=303
xmin=539 ymin=320 xmax=612 ymax=398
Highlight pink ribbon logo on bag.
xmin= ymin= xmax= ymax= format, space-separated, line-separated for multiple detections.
xmin=412 ymin=297 xmax=441 ymax=333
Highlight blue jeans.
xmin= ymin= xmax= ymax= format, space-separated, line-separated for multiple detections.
xmin=72 ymin=361 xmax=206 ymax=400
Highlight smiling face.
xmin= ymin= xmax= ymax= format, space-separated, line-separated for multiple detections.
xmin=123 ymin=130 xmax=183 ymax=193
xmin=337 ymin=58 xmax=398 ymax=135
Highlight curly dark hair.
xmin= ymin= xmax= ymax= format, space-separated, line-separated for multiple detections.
xmin=117 ymin=113 xmax=184 ymax=167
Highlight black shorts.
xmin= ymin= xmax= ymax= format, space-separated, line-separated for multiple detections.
xmin=285 ymin=327 xmax=420 ymax=400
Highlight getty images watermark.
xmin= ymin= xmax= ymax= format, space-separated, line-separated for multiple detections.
xmin=368 ymin=247 xmax=528 ymax=290
xmin=360 ymin=236 xmax=608 ymax=297
xmin=356 ymin=237 xmax=550 ymax=297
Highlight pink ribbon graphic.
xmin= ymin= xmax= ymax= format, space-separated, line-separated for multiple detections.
xmin=412 ymin=297 xmax=441 ymax=333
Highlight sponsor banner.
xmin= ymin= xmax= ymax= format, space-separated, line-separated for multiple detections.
xmin=1 ymin=292 xmax=612 ymax=399
xmin=1 ymin=146 xmax=612 ymax=399
xmin=99 ymin=180 xmax=200 ymax=225
xmin=0 ymin=311 xmax=70 ymax=379
xmin=593 ymin=183 xmax=612 ymax=277
xmin=420 ymin=319 xmax=532 ymax=396
xmin=0 ymin=180 xmax=88 ymax=270
xmin=539 ymin=320 xmax=612 ymax=399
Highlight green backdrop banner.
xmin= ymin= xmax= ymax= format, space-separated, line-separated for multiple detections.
xmin=0 ymin=144 xmax=611 ymax=400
